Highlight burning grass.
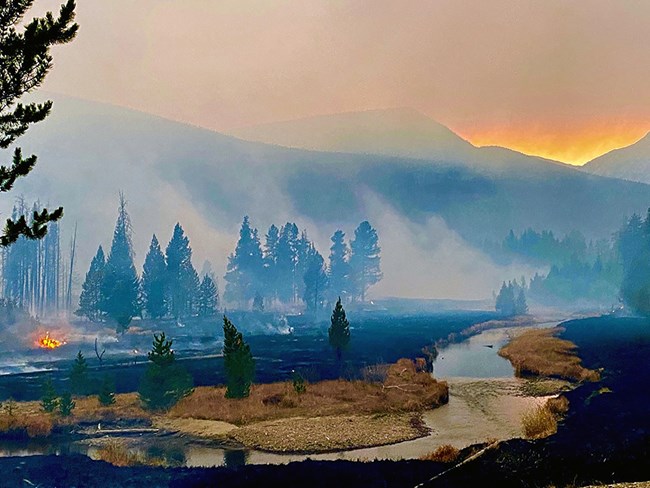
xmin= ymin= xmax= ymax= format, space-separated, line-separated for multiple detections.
xmin=169 ymin=358 xmax=448 ymax=426
xmin=498 ymin=328 xmax=600 ymax=382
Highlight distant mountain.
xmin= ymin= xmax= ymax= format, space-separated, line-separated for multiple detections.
xmin=228 ymin=108 xmax=566 ymax=172
xmin=9 ymin=95 xmax=650 ymax=299
xmin=582 ymin=132 xmax=650 ymax=184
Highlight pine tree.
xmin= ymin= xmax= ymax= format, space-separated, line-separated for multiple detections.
xmin=76 ymin=246 xmax=105 ymax=321
xmin=515 ymin=289 xmax=528 ymax=315
xmin=349 ymin=221 xmax=382 ymax=302
xmin=252 ymin=291 xmax=264 ymax=312
xmin=495 ymin=281 xmax=516 ymax=316
xmin=98 ymin=376 xmax=116 ymax=406
xmin=58 ymin=391 xmax=75 ymax=416
xmin=328 ymin=230 xmax=350 ymax=302
xmin=165 ymin=223 xmax=199 ymax=318
xmin=69 ymin=350 xmax=88 ymax=395
xmin=224 ymin=216 xmax=264 ymax=307
xmin=40 ymin=378 xmax=58 ymax=413
xmin=142 ymin=235 xmax=167 ymax=318
xmin=294 ymin=230 xmax=311 ymax=303
xmin=101 ymin=194 xmax=140 ymax=332
xmin=138 ymin=332 xmax=193 ymax=410
xmin=197 ymin=275 xmax=218 ymax=317
xmin=275 ymin=223 xmax=299 ymax=303
xmin=303 ymin=246 xmax=329 ymax=312
xmin=328 ymin=298 xmax=350 ymax=361
xmin=0 ymin=1 xmax=77 ymax=247
xmin=223 ymin=316 xmax=255 ymax=399
xmin=263 ymin=224 xmax=280 ymax=301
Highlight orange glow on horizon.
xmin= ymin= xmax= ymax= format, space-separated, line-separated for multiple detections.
xmin=454 ymin=121 xmax=650 ymax=166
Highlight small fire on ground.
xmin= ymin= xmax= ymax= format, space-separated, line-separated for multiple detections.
xmin=36 ymin=332 xmax=66 ymax=349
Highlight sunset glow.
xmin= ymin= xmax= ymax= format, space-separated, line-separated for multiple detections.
xmin=455 ymin=122 xmax=650 ymax=166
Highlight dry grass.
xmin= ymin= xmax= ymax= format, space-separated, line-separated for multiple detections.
xmin=70 ymin=393 xmax=149 ymax=423
xmin=152 ymin=417 xmax=236 ymax=439
xmin=522 ymin=404 xmax=558 ymax=439
xmin=0 ymin=393 xmax=149 ymax=438
xmin=230 ymin=413 xmax=427 ymax=453
xmin=419 ymin=444 xmax=461 ymax=463
xmin=499 ymin=328 xmax=600 ymax=382
xmin=0 ymin=413 xmax=53 ymax=438
xmin=169 ymin=358 xmax=448 ymax=426
xmin=95 ymin=440 xmax=145 ymax=467
xmin=521 ymin=396 xmax=570 ymax=439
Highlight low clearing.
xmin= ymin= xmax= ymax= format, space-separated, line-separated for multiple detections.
xmin=499 ymin=328 xmax=600 ymax=382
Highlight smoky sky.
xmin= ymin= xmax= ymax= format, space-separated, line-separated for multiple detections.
xmin=35 ymin=0 xmax=650 ymax=164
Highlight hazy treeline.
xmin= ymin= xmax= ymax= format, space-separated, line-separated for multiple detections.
xmin=489 ymin=227 xmax=621 ymax=305
xmin=77 ymin=198 xmax=382 ymax=330
xmin=618 ymin=211 xmax=650 ymax=316
xmin=77 ymin=196 xmax=219 ymax=330
xmin=0 ymin=198 xmax=76 ymax=316
xmin=224 ymin=216 xmax=382 ymax=311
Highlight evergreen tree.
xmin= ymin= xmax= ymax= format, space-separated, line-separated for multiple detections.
xmin=40 ymin=378 xmax=58 ymax=413
xmin=618 ymin=212 xmax=650 ymax=315
xmin=349 ymin=221 xmax=382 ymax=302
xmin=294 ymin=229 xmax=311 ymax=303
xmin=515 ymin=289 xmax=528 ymax=315
xmin=76 ymin=246 xmax=105 ymax=321
xmin=495 ymin=281 xmax=516 ymax=316
xmin=197 ymin=274 xmax=219 ymax=317
xmin=98 ymin=376 xmax=116 ymax=406
xmin=223 ymin=316 xmax=255 ymax=399
xmin=275 ymin=223 xmax=299 ymax=303
xmin=58 ymin=391 xmax=75 ymax=416
xmin=166 ymin=223 xmax=200 ymax=318
xmin=138 ymin=332 xmax=193 ymax=410
xmin=142 ymin=235 xmax=167 ymax=319
xmin=328 ymin=230 xmax=350 ymax=302
xmin=69 ymin=350 xmax=88 ymax=395
xmin=224 ymin=216 xmax=264 ymax=307
xmin=303 ymin=246 xmax=329 ymax=312
xmin=263 ymin=224 xmax=280 ymax=301
xmin=328 ymin=298 xmax=350 ymax=361
xmin=252 ymin=291 xmax=264 ymax=312
xmin=101 ymin=195 xmax=140 ymax=332
xmin=0 ymin=1 xmax=77 ymax=246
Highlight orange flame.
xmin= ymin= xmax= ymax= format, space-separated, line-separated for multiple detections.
xmin=37 ymin=332 xmax=66 ymax=349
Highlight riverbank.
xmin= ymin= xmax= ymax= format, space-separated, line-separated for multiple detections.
xmin=0 ymin=357 xmax=448 ymax=455
xmin=498 ymin=327 xmax=600 ymax=382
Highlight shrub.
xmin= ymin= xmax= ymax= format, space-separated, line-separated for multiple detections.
xmin=521 ymin=404 xmax=557 ymax=439
xmin=25 ymin=416 xmax=54 ymax=438
xmin=546 ymin=395 xmax=569 ymax=417
xmin=292 ymin=372 xmax=306 ymax=394
xmin=96 ymin=440 xmax=143 ymax=467
xmin=420 ymin=444 xmax=461 ymax=463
